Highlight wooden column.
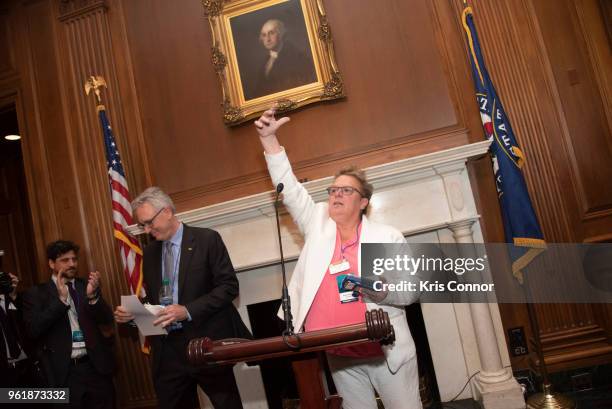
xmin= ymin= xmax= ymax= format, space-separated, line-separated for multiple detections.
xmin=54 ymin=0 xmax=156 ymax=407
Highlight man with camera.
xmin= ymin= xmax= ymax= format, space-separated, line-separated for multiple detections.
xmin=22 ymin=241 xmax=116 ymax=409
xmin=0 ymin=253 xmax=31 ymax=388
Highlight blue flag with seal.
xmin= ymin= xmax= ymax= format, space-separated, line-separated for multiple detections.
xmin=461 ymin=6 xmax=546 ymax=283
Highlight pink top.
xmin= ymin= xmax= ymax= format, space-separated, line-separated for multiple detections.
xmin=304 ymin=223 xmax=383 ymax=357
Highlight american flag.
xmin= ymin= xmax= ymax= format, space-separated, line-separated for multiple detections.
xmin=99 ymin=105 xmax=145 ymax=299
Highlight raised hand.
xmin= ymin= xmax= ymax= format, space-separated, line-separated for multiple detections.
xmin=56 ymin=269 xmax=69 ymax=303
xmin=254 ymin=109 xmax=290 ymax=139
xmin=86 ymin=271 xmax=101 ymax=299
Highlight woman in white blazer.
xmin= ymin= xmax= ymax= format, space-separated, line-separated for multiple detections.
xmin=255 ymin=110 xmax=422 ymax=409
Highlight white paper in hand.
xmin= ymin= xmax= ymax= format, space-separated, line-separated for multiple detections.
xmin=121 ymin=295 xmax=167 ymax=336
xmin=144 ymin=303 xmax=165 ymax=316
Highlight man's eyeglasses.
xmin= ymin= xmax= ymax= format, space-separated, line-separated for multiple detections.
xmin=137 ymin=207 xmax=165 ymax=228
xmin=326 ymin=186 xmax=364 ymax=197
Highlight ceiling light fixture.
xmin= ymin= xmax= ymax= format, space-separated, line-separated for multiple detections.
xmin=4 ymin=134 xmax=21 ymax=141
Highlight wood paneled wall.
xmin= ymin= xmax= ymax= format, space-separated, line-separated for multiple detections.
xmin=119 ymin=0 xmax=477 ymax=211
xmin=466 ymin=0 xmax=612 ymax=372
xmin=1 ymin=0 xmax=610 ymax=406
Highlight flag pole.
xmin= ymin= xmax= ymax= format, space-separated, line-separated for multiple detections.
xmin=84 ymin=75 xmax=149 ymax=353
xmin=523 ymin=274 xmax=575 ymax=409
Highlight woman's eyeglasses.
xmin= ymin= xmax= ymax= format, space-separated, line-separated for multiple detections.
xmin=326 ymin=186 xmax=364 ymax=197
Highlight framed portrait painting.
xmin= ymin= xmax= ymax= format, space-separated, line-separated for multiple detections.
xmin=202 ymin=0 xmax=345 ymax=125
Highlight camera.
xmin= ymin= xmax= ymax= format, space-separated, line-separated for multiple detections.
xmin=0 ymin=250 xmax=13 ymax=295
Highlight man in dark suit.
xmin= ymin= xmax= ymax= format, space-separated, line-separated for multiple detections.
xmin=22 ymin=240 xmax=115 ymax=409
xmin=114 ymin=187 xmax=250 ymax=409
xmin=247 ymin=18 xmax=317 ymax=100
xmin=0 ymin=270 xmax=32 ymax=387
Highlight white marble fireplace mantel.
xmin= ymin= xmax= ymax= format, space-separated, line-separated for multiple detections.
xmin=129 ymin=141 xmax=525 ymax=409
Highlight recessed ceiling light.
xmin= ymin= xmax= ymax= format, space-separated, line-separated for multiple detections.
xmin=4 ymin=134 xmax=20 ymax=141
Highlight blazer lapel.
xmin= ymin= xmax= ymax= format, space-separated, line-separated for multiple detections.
xmin=178 ymin=225 xmax=195 ymax=302
xmin=358 ymin=215 xmax=371 ymax=276
xmin=46 ymin=279 xmax=57 ymax=293
xmin=46 ymin=280 xmax=71 ymax=331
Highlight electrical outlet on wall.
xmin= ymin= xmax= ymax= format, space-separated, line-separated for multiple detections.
xmin=508 ymin=327 xmax=528 ymax=357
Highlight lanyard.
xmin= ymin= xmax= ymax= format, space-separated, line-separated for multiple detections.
xmin=340 ymin=222 xmax=361 ymax=260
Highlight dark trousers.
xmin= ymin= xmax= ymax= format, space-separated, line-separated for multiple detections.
xmin=1 ymin=359 xmax=50 ymax=409
xmin=65 ymin=358 xmax=115 ymax=409
xmin=0 ymin=358 xmax=44 ymax=388
xmin=154 ymin=333 xmax=243 ymax=409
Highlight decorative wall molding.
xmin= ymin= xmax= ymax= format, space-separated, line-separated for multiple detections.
xmin=58 ymin=0 xmax=107 ymax=21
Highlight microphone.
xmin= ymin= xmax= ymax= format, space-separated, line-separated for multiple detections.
xmin=274 ymin=182 xmax=295 ymax=337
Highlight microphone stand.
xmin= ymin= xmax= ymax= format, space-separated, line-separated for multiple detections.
xmin=274 ymin=183 xmax=299 ymax=347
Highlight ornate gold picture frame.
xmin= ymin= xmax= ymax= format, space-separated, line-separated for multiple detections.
xmin=202 ymin=0 xmax=344 ymax=125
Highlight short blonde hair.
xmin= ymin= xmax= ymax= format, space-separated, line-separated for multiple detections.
xmin=334 ymin=166 xmax=373 ymax=215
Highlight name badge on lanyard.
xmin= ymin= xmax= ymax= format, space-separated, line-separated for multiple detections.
xmin=72 ymin=330 xmax=86 ymax=349
xmin=336 ymin=274 xmax=359 ymax=303
xmin=329 ymin=259 xmax=350 ymax=275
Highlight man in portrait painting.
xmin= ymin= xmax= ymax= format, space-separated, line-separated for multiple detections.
xmin=248 ymin=18 xmax=317 ymax=99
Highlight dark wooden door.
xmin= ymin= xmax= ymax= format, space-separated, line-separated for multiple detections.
xmin=0 ymin=107 xmax=37 ymax=290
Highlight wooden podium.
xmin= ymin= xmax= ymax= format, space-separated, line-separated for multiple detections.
xmin=187 ymin=309 xmax=395 ymax=409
